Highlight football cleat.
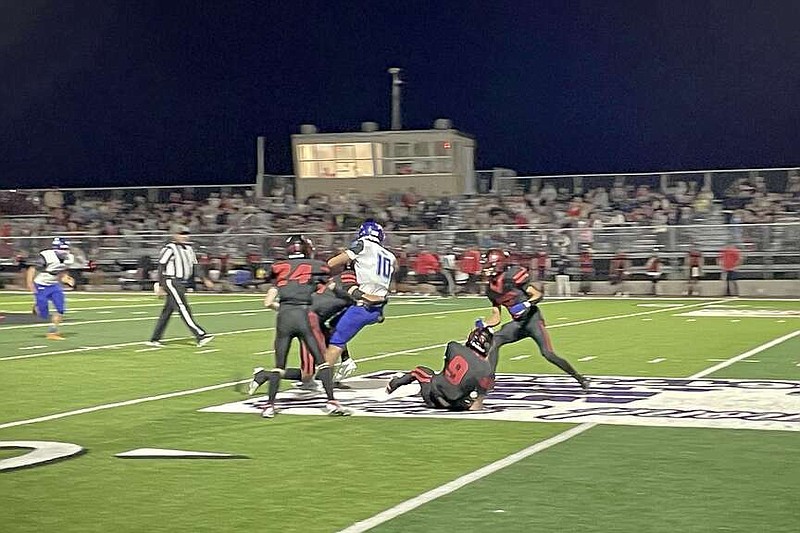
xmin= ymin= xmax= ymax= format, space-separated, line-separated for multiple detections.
xmin=334 ymin=358 xmax=358 ymax=382
xmin=247 ymin=367 xmax=266 ymax=395
xmin=578 ymin=376 xmax=591 ymax=391
xmin=145 ymin=341 xmax=164 ymax=348
xmin=261 ymin=403 xmax=277 ymax=419
xmin=293 ymin=379 xmax=321 ymax=392
xmin=197 ymin=334 xmax=215 ymax=347
xmin=325 ymin=400 xmax=352 ymax=416
xmin=46 ymin=332 xmax=65 ymax=341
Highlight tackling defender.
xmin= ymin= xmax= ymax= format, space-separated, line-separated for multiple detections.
xmin=247 ymin=235 xmax=347 ymax=417
xmin=297 ymin=267 xmax=360 ymax=388
xmin=386 ymin=327 xmax=496 ymax=411
xmin=480 ymin=249 xmax=589 ymax=389
xmin=322 ymin=220 xmax=396 ymax=378
xmin=26 ymin=237 xmax=75 ymax=340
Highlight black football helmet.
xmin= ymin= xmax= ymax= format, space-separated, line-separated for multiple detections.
xmin=466 ymin=327 xmax=493 ymax=358
xmin=285 ymin=235 xmax=314 ymax=258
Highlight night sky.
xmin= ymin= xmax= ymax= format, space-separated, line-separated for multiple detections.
xmin=1 ymin=1 xmax=798 ymax=189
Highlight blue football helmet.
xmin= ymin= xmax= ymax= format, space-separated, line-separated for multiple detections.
xmin=358 ymin=220 xmax=385 ymax=244
xmin=52 ymin=237 xmax=70 ymax=250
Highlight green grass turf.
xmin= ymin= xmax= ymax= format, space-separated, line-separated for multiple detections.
xmin=0 ymin=293 xmax=798 ymax=532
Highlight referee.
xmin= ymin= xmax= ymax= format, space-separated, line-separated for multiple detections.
xmin=147 ymin=225 xmax=214 ymax=347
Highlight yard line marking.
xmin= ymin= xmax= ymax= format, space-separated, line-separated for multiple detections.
xmin=343 ymin=300 xmax=725 ymax=367
xmin=0 ymin=300 xmax=727 ymax=435
xmin=509 ymin=355 xmax=531 ymax=361
xmin=0 ymin=303 xmax=553 ymax=363
xmin=578 ymin=356 xmax=596 ymax=362
xmin=0 ymin=379 xmax=252 ymax=431
xmin=0 ymin=298 xmax=263 ymax=313
xmin=131 ymin=311 xmax=149 ymax=315
xmin=96 ymin=311 xmax=113 ymax=314
xmin=0 ymin=328 xmax=273 ymax=362
xmin=252 ymin=350 xmax=273 ymax=356
xmin=648 ymin=358 xmax=666 ymax=363
xmin=0 ymin=308 xmax=271 ymax=331
xmin=730 ymin=319 xmax=741 ymax=323
xmin=641 ymin=318 xmax=652 ymax=321
xmin=690 ymin=330 xmax=800 ymax=378
xmin=240 ymin=313 xmax=256 ymax=317
xmin=338 ymin=325 xmax=800 ymax=533
xmin=338 ymin=424 xmax=597 ymax=533
xmin=18 ymin=345 xmax=46 ymax=351
xmin=195 ymin=349 xmax=219 ymax=354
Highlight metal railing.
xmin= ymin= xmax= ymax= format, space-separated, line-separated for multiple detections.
xmin=2 ymin=222 xmax=798 ymax=261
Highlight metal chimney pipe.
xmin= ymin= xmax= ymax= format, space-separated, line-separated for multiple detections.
xmin=388 ymin=67 xmax=402 ymax=130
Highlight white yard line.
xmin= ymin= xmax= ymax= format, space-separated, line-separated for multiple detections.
xmin=337 ymin=325 xmax=800 ymax=533
xmin=0 ymin=328 xmax=274 ymax=362
xmin=0 ymin=303 xmax=536 ymax=363
xmin=509 ymin=355 xmax=531 ymax=361
xmin=0 ymin=299 xmax=719 ymax=430
xmin=0 ymin=380 xmax=250 ymax=431
xmin=691 ymin=330 xmax=800 ymax=378
xmin=0 ymin=298 xmax=262 ymax=312
xmin=577 ymin=356 xmax=596 ymax=362
xmin=0 ymin=308 xmax=271 ymax=331
xmin=648 ymin=358 xmax=666 ymax=363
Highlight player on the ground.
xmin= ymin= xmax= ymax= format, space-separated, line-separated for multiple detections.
xmin=246 ymin=235 xmax=348 ymax=418
xmin=386 ymin=326 xmax=496 ymax=411
xmin=321 ymin=220 xmax=396 ymax=376
xmin=480 ymin=249 xmax=589 ymax=389
xmin=25 ymin=237 xmax=76 ymax=340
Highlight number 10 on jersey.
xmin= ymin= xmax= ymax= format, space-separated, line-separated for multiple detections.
xmin=377 ymin=254 xmax=393 ymax=280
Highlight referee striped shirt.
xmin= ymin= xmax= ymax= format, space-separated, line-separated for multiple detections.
xmin=158 ymin=242 xmax=197 ymax=281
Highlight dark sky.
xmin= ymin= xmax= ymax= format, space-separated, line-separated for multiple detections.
xmin=1 ymin=0 xmax=798 ymax=189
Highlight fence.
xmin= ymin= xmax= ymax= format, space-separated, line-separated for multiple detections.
xmin=482 ymin=166 xmax=800 ymax=197
xmin=2 ymin=222 xmax=798 ymax=268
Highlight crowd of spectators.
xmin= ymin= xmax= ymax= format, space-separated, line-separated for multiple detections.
xmin=1 ymin=175 xmax=798 ymax=264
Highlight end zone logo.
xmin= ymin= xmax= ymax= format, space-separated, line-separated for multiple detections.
xmin=200 ymin=372 xmax=800 ymax=432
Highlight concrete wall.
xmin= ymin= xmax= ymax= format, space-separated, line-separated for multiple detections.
xmin=295 ymin=174 xmax=461 ymax=199
xmin=542 ymin=280 xmax=800 ymax=297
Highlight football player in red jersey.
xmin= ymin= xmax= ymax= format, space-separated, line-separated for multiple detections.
xmin=246 ymin=235 xmax=349 ymax=417
xmin=386 ymin=326 xmax=496 ymax=411
xmin=479 ymin=249 xmax=589 ymax=389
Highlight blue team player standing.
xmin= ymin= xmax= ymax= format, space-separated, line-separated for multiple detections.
xmin=25 ymin=237 xmax=76 ymax=340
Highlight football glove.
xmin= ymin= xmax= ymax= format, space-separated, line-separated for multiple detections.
xmin=509 ymin=301 xmax=532 ymax=320
xmin=61 ymin=274 xmax=75 ymax=288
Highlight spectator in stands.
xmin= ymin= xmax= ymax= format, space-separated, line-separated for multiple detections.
xmin=718 ymin=242 xmax=742 ymax=296
xmin=609 ymin=250 xmax=630 ymax=296
xmin=685 ymin=244 xmax=704 ymax=296
xmin=458 ymin=247 xmax=482 ymax=294
xmin=645 ymin=251 xmax=664 ymax=296
xmin=531 ymin=247 xmax=550 ymax=282
xmin=578 ymin=245 xmax=593 ymax=295
xmin=413 ymin=249 xmax=446 ymax=294
xmin=554 ymin=254 xmax=571 ymax=297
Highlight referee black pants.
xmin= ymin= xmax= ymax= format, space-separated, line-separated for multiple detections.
xmin=151 ymin=278 xmax=207 ymax=341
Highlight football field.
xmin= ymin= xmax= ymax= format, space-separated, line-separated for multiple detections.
xmin=1 ymin=292 xmax=798 ymax=532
